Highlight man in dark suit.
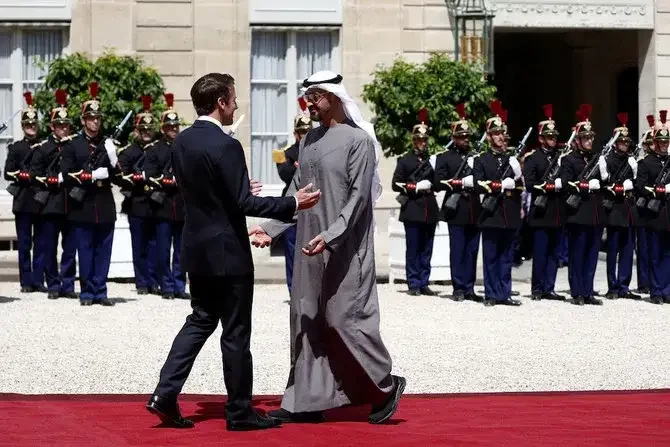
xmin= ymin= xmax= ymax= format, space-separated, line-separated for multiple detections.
xmin=146 ymin=73 xmax=321 ymax=431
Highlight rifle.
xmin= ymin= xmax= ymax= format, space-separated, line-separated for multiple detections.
xmin=393 ymin=156 xmax=434 ymax=207
xmin=602 ymin=142 xmax=641 ymax=211
xmin=480 ymin=126 xmax=533 ymax=214
xmin=69 ymin=110 xmax=133 ymax=202
xmin=0 ymin=109 xmax=21 ymax=135
xmin=150 ymin=152 xmax=173 ymax=205
xmin=533 ymin=130 xmax=576 ymax=211
xmin=441 ymin=152 xmax=473 ymax=213
xmin=34 ymin=145 xmax=63 ymax=205
xmin=644 ymin=155 xmax=670 ymax=213
xmin=565 ymin=131 xmax=619 ymax=209
xmin=6 ymin=140 xmax=40 ymax=197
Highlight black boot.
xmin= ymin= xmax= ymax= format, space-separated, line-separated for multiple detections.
xmin=266 ymin=408 xmax=324 ymax=423
xmin=369 ymin=375 xmax=406 ymax=424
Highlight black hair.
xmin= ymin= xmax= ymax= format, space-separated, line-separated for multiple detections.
xmin=190 ymin=73 xmax=235 ymax=116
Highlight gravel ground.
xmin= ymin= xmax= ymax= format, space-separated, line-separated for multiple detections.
xmin=1 ymin=262 xmax=670 ymax=396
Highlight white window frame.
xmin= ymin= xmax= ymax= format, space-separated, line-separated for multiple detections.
xmin=249 ymin=26 xmax=341 ymax=191
xmin=0 ymin=26 xmax=69 ymax=193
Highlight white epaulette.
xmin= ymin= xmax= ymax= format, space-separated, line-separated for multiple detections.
xmin=30 ymin=138 xmax=48 ymax=149
xmin=116 ymin=144 xmax=131 ymax=154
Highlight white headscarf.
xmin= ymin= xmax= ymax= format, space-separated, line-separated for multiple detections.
xmin=302 ymin=71 xmax=383 ymax=203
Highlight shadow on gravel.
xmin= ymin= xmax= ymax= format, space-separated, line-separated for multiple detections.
xmin=0 ymin=296 xmax=19 ymax=304
xmin=108 ymin=297 xmax=138 ymax=304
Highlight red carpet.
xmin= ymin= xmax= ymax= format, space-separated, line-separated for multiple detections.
xmin=3 ymin=390 xmax=670 ymax=446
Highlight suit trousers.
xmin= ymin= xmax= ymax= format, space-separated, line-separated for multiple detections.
xmin=647 ymin=230 xmax=670 ymax=298
xmin=128 ymin=216 xmax=158 ymax=290
xmin=404 ymin=222 xmax=436 ymax=290
xmin=283 ymin=225 xmax=296 ymax=294
xmin=154 ymin=274 xmax=254 ymax=421
xmin=567 ymin=224 xmax=602 ymax=298
xmin=34 ymin=216 xmax=77 ymax=293
xmin=606 ymin=226 xmax=634 ymax=296
xmin=15 ymin=212 xmax=39 ymax=288
xmin=448 ymin=224 xmax=480 ymax=295
xmin=481 ymin=228 xmax=516 ymax=301
xmin=155 ymin=219 xmax=185 ymax=294
xmin=635 ymin=227 xmax=650 ymax=291
xmin=75 ymin=222 xmax=114 ymax=301
xmin=531 ymin=227 xmax=561 ymax=294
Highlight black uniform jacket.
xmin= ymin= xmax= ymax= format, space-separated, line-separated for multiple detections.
xmin=29 ymin=134 xmax=70 ymax=216
xmin=433 ymin=147 xmax=481 ymax=225
xmin=523 ymin=147 xmax=565 ymax=228
xmin=60 ymin=132 xmax=118 ymax=223
xmin=277 ymin=142 xmax=299 ymax=196
xmin=117 ymin=140 xmax=155 ymax=218
xmin=145 ymin=137 xmax=184 ymax=221
xmin=391 ymin=150 xmax=439 ymax=224
xmin=172 ymin=120 xmax=296 ymax=276
xmin=4 ymin=138 xmax=40 ymax=214
xmin=474 ymin=150 xmax=522 ymax=230
xmin=636 ymin=152 xmax=670 ymax=232
xmin=603 ymin=150 xmax=639 ymax=228
xmin=558 ymin=150 xmax=606 ymax=227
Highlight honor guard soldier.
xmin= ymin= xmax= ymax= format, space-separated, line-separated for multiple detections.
xmin=523 ymin=104 xmax=566 ymax=300
xmin=145 ymin=93 xmax=188 ymax=300
xmin=634 ymin=115 xmax=656 ymax=295
xmin=473 ymin=100 xmax=522 ymax=306
xmin=603 ymin=113 xmax=640 ymax=300
xmin=434 ymin=103 xmax=482 ymax=301
xmin=30 ymin=89 xmax=78 ymax=299
xmin=273 ymin=100 xmax=311 ymax=294
xmin=559 ymin=104 xmax=605 ymax=305
xmin=60 ymin=82 xmax=119 ymax=306
xmin=635 ymin=110 xmax=670 ymax=304
xmin=4 ymin=92 xmax=44 ymax=293
xmin=117 ymin=95 xmax=159 ymax=295
xmin=391 ymin=108 xmax=439 ymax=296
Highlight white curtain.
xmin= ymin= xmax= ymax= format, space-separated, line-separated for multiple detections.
xmin=0 ymin=31 xmax=13 ymax=189
xmin=251 ymin=31 xmax=288 ymax=184
xmin=296 ymin=32 xmax=333 ymax=81
xmin=22 ymin=30 xmax=63 ymax=81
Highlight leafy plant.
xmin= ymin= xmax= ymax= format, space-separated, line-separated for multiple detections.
xmin=362 ymin=53 xmax=497 ymax=156
xmin=32 ymin=51 xmax=168 ymax=143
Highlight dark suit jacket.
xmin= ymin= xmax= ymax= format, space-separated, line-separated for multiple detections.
xmin=173 ymin=119 xmax=297 ymax=276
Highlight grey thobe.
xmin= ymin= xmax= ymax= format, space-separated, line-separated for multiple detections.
xmin=263 ymin=120 xmax=394 ymax=412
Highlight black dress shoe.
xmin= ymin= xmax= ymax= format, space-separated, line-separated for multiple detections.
xmin=543 ymin=292 xmax=566 ymax=301
xmin=420 ymin=286 xmax=437 ymax=296
xmin=162 ymin=293 xmax=175 ymax=300
xmin=174 ymin=292 xmax=191 ymax=300
xmin=650 ymin=295 xmax=663 ymax=305
xmin=369 ymin=375 xmax=406 ymax=424
xmin=266 ymin=408 xmax=324 ymax=423
xmin=605 ymin=292 xmax=619 ymax=300
xmin=452 ymin=292 xmax=465 ymax=301
xmin=20 ymin=286 xmax=33 ymax=293
xmin=149 ymin=286 xmax=162 ymax=295
xmin=572 ymin=296 xmax=585 ymax=306
xmin=584 ymin=295 xmax=603 ymax=305
xmin=137 ymin=287 xmax=149 ymax=295
xmin=60 ymin=291 xmax=79 ymax=299
xmin=97 ymin=298 xmax=115 ymax=307
xmin=227 ymin=410 xmax=282 ymax=431
xmin=407 ymin=289 xmax=420 ymax=296
xmin=146 ymin=395 xmax=194 ymax=428
xmin=620 ymin=291 xmax=641 ymax=300
xmin=664 ymin=296 xmax=670 ymax=304
xmin=80 ymin=299 xmax=93 ymax=306
xmin=465 ymin=292 xmax=483 ymax=302
xmin=531 ymin=292 xmax=543 ymax=301
xmin=635 ymin=287 xmax=650 ymax=294
xmin=498 ymin=298 xmax=522 ymax=306
xmin=32 ymin=285 xmax=48 ymax=293
xmin=483 ymin=298 xmax=496 ymax=307
xmin=47 ymin=291 xmax=59 ymax=300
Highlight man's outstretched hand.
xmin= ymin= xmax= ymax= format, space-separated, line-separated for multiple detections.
xmin=250 ymin=179 xmax=263 ymax=196
xmin=302 ymin=234 xmax=326 ymax=256
xmin=248 ymin=225 xmax=272 ymax=248
xmin=294 ymin=183 xmax=321 ymax=210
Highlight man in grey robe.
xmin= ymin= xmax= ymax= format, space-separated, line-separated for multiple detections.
xmin=249 ymin=71 xmax=406 ymax=424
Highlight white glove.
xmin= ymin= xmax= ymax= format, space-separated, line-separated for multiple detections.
xmin=462 ymin=175 xmax=474 ymax=188
xmin=598 ymin=156 xmax=609 ymax=181
xmin=627 ymin=157 xmax=638 ymax=178
xmin=92 ymin=167 xmax=109 ymax=181
xmin=623 ymin=179 xmax=634 ymax=192
xmin=588 ymin=179 xmax=600 ymax=191
xmin=57 ymin=173 xmax=63 ymax=184
xmin=509 ymin=157 xmax=522 ymax=180
xmin=415 ymin=179 xmax=432 ymax=192
xmin=665 ymin=183 xmax=670 ymax=195
xmin=141 ymin=171 xmax=147 ymax=180
xmin=501 ymin=177 xmax=516 ymax=191
xmin=104 ymin=138 xmax=118 ymax=167
xmin=554 ymin=178 xmax=562 ymax=191
xmin=467 ymin=156 xmax=474 ymax=169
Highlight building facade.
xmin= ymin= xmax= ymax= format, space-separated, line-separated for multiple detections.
xmin=0 ymin=0 xmax=666 ymax=277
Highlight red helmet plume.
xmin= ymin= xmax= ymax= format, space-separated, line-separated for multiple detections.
xmin=647 ymin=114 xmax=656 ymax=128
xmin=298 ymin=96 xmax=307 ymax=112
xmin=88 ymin=82 xmax=99 ymax=99
xmin=489 ymin=99 xmax=503 ymax=116
xmin=55 ymin=89 xmax=67 ymax=106
xmin=542 ymin=104 xmax=553 ymax=120
xmin=579 ymin=103 xmax=592 ymax=120
xmin=500 ymin=109 xmax=508 ymax=124
xmin=141 ymin=95 xmax=152 ymax=112
xmin=164 ymin=93 xmax=174 ymax=109
xmin=23 ymin=92 xmax=33 ymax=106
xmin=417 ymin=108 xmax=428 ymax=124
xmin=661 ymin=110 xmax=667 ymax=124
xmin=455 ymin=103 xmax=466 ymax=119
xmin=617 ymin=112 xmax=628 ymax=127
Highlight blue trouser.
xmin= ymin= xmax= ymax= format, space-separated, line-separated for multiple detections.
xmin=156 ymin=220 xmax=185 ymax=294
xmin=15 ymin=212 xmax=40 ymax=288
xmin=283 ymin=225 xmax=296 ymax=294
xmin=531 ymin=227 xmax=561 ymax=295
xmin=129 ymin=216 xmax=158 ymax=290
xmin=404 ymin=222 xmax=436 ymax=290
xmin=567 ymin=224 xmax=602 ymax=297
xmin=647 ymin=230 xmax=670 ymax=298
xmin=34 ymin=216 xmax=77 ymax=293
xmin=75 ymin=222 xmax=114 ymax=301
xmin=606 ymin=226 xmax=634 ymax=296
xmin=448 ymin=224 xmax=480 ymax=295
xmin=481 ymin=228 xmax=515 ymax=301
xmin=558 ymin=229 xmax=569 ymax=265
xmin=635 ymin=227 xmax=650 ymax=291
